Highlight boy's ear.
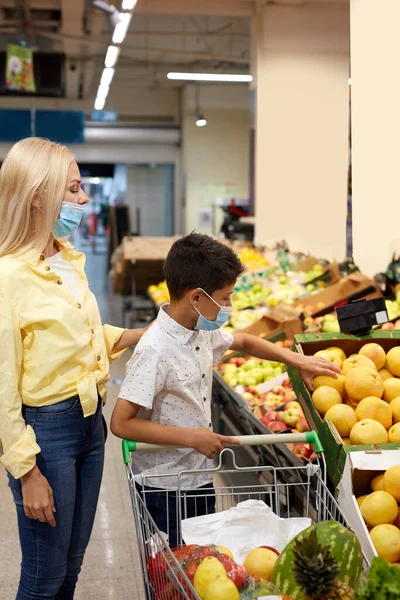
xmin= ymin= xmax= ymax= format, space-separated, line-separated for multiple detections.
xmin=189 ymin=289 xmax=202 ymax=305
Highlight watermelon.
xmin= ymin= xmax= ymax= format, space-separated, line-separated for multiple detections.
xmin=271 ymin=520 xmax=363 ymax=598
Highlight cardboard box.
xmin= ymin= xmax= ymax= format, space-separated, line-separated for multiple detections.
xmin=241 ymin=308 xmax=302 ymax=340
xmin=287 ymin=331 xmax=400 ymax=486
xmin=293 ymin=273 xmax=382 ymax=318
xmin=337 ymin=451 xmax=400 ymax=564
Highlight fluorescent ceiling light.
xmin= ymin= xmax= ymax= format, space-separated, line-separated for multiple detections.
xmin=112 ymin=12 xmax=132 ymax=44
xmin=94 ymin=96 xmax=106 ymax=110
xmin=348 ymin=78 xmax=352 ymax=85
xmin=100 ymin=67 xmax=115 ymax=87
xmin=195 ymin=115 xmax=207 ymax=127
xmin=168 ymin=72 xmax=253 ymax=83
xmin=122 ymin=0 xmax=137 ymax=9
xmin=105 ymin=45 xmax=120 ymax=68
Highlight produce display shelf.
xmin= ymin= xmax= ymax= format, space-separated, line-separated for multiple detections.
xmin=212 ymin=333 xmax=304 ymax=472
xmin=287 ymin=331 xmax=400 ymax=487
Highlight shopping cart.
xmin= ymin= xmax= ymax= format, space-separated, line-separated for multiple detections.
xmin=121 ymin=431 xmax=365 ymax=600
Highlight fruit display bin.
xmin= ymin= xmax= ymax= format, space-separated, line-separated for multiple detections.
xmin=287 ymin=331 xmax=400 ymax=487
xmin=212 ymin=332 xmax=305 ymax=472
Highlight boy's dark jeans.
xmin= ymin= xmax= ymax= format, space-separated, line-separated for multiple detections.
xmin=136 ymin=483 xmax=215 ymax=548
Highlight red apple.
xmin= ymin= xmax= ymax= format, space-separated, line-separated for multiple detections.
xmin=296 ymin=418 xmax=309 ymax=433
xmin=282 ymin=408 xmax=302 ymax=427
xmin=246 ymin=386 xmax=260 ymax=398
xmin=283 ymin=390 xmax=297 ymax=403
xmin=302 ymin=444 xmax=314 ymax=459
xmin=268 ymin=421 xmax=288 ymax=432
xmin=272 ymin=385 xmax=285 ymax=396
xmin=285 ymin=400 xmax=301 ymax=411
xmin=236 ymin=357 xmax=247 ymax=366
xmin=260 ymin=546 xmax=280 ymax=556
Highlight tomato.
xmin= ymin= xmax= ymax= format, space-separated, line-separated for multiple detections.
xmin=225 ymin=563 xmax=249 ymax=590
xmin=216 ymin=553 xmax=234 ymax=570
xmin=188 ymin=545 xmax=219 ymax=561
xmin=183 ymin=559 xmax=200 ymax=584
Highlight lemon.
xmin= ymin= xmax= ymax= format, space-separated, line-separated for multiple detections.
xmin=203 ymin=574 xmax=240 ymax=600
xmin=194 ymin=557 xmax=226 ymax=600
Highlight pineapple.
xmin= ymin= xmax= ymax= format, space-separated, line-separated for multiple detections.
xmin=292 ymin=531 xmax=355 ymax=600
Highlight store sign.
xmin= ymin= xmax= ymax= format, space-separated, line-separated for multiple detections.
xmin=6 ymin=43 xmax=36 ymax=93
xmin=90 ymin=110 xmax=119 ymax=122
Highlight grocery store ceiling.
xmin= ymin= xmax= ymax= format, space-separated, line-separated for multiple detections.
xmin=0 ymin=0 xmax=253 ymax=101
xmin=0 ymin=0 xmax=348 ymax=111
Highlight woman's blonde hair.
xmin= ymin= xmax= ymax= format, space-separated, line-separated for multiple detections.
xmin=0 ymin=137 xmax=75 ymax=257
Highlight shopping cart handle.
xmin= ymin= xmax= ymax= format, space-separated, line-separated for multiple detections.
xmin=121 ymin=431 xmax=324 ymax=464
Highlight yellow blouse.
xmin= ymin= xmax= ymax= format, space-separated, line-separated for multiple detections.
xmin=0 ymin=241 xmax=126 ymax=479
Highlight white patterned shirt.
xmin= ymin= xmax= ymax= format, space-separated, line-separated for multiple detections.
xmin=119 ymin=306 xmax=233 ymax=490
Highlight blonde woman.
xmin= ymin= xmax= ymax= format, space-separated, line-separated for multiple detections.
xmin=0 ymin=137 xmax=145 ymax=599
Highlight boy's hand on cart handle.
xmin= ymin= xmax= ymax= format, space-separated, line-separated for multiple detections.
xmin=294 ymin=354 xmax=342 ymax=392
xmin=20 ymin=465 xmax=56 ymax=528
xmin=188 ymin=428 xmax=241 ymax=460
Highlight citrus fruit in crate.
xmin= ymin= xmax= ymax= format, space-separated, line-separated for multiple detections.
xmin=370 ymin=524 xmax=400 ymax=563
xmin=312 ymin=374 xmax=346 ymax=397
xmin=360 ymin=490 xmax=398 ymax=527
xmin=371 ymin=473 xmax=385 ymax=492
xmin=345 ymin=367 xmax=384 ymax=402
xmin=358 ymin=343 xmax=387 ymax=370
xmin=383 ymin=465 xmax=400 ymax=502
xmin=324 ymin=404 xmax=357 ymax=437
xmin=388 ymin=422 xmax=400 ymax=443
xmin=386 ymin=347 xmax=400 ymax=377
xmin=312 ymin=386 xmax=342 ymax=416
xmin=350 ymin=419 xmax=388 ymax=445
xmin=355 ymin=397 xmax=393 ymax=430
xmin=383 ymin=378 xmax=400 ymax=402
xmin=342 ymin=355 xmax=377 ymax=376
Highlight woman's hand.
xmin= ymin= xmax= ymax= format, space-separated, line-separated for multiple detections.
xmin=295 ymin=354 xmax=342 ymax=392
xmin=20 ymin=466 xmax=56 ymax=527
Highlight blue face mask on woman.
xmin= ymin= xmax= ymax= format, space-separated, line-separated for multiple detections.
xmin=53 ymin=202 xmax=84 ymax=238
xmin=194 ymin=288 xmax=232 ymax=331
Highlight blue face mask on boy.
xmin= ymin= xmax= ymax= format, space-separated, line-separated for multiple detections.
xmin=194 ymin=288 xmax=232 ymax=331
xmin=53 ymin=202 xmax=84 ymax=238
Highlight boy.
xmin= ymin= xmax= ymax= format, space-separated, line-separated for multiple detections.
xmin=111 ymin=233 xmax=339 ymax=546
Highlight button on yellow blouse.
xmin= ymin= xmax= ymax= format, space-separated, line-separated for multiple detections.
xmin=0 ymin=241 xmax=126 ymax=479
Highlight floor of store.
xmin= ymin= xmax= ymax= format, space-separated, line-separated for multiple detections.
xmin=0 ymin=237 xmax=145 ymax=600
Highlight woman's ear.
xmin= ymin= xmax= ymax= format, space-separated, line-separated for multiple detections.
xmin=32 ymin=188 xmax=46 ymax=209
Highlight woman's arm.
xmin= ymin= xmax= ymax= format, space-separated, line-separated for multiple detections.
xmin=113 ymin=326 xmax=149 ymax=351
xmin=0 ymin=283 xmax=55 ymax=526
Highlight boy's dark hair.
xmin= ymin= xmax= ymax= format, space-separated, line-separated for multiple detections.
xmin=164 ymin=233 xmax=245 ymax=300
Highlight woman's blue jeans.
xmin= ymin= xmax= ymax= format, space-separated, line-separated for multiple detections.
xmin=8 ymin=395 xmax=105 ymax=599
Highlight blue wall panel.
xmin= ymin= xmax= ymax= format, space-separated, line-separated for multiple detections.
xmin=0 ymin=109 xmax=85 ymax=144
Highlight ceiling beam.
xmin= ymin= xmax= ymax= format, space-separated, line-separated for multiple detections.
xmin=36 ymin=31 xmax=250 ymax=64
xmin=83 ymin=7 xmax=105 ymax=101
xmin=136 ymin=0 xmax=256 ymax=17
xmin=61 ymin=0 xmax=85 ymax=99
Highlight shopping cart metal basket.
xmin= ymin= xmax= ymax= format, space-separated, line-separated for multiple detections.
xmin=121 ymin=431 xmax=365 ymax=600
